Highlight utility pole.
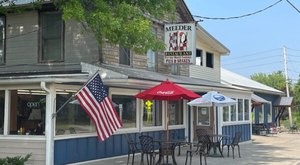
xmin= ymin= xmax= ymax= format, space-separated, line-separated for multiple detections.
xmin=283 ymin=46 xmax=293 ymax=127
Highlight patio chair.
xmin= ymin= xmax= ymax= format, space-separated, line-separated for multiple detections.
xmin=222 ymin=132 xmax=242 ymax=159
xmin=56 ymin=129 xmax=65 ymax=135
xmin=125 ymin=133 xmax=140 ymax=165
xmin=196 ymin=128 xmax=211 ymax=153
xmin=139 ymin=135 xmax=158 ymax=165
xmin=69 ymin=127 xmax=76 ymax=134
xmin=185 ymin=135 xmax=210 ymax=165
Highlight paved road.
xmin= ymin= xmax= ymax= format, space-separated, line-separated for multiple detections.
xmin=70 ymin=133 xmax=300 ymax=165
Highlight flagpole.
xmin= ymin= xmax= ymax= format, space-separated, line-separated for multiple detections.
xmin=52 ymin=96 xmax=74 ymax=118
xmin=52 ymin=70 xmax=101 ymax=119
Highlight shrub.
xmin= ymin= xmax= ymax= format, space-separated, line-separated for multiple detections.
xmin=0 ymin=154 xmax=31 ymax=165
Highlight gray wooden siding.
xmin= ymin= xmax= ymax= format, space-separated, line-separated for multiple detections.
xmin=0 ymin=138 xmax=46 ymax=165
xmin=6 ymin=11 xmax=39 ymax=65
xmin=5 ymin=11 xmax=99 ymax=71
xmin=64 ymin=20 xmax=99 ymax=63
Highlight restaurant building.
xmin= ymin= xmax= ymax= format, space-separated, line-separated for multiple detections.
xmin=0 ymin=1 xmax=287 ymax=165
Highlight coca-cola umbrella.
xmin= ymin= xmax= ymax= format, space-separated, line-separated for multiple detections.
xmin=135 ymin=79 xmax=200 ymax=141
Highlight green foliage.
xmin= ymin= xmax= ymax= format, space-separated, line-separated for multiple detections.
xmin=57 ymin=0 xmax=177 ymax=54
xmin=1 ymin=0 xmax=177 ymax=54
xmin=0 ymin=154 xmax=31 ymax=165
xmin=250 ymin=71 xmax=288 ymax=91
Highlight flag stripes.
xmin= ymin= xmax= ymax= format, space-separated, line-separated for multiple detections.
xmin=75 ymin=73 xmax=122 ymax=141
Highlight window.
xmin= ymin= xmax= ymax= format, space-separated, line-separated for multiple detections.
xmin=142 ymin=100 xmax=162 ymax=127
xmin=244 ymin=99 xmax=249 ymax=120
xmin=196 ymin=49 xmax=202 ymax=66
xmin=223 ymin=106 xmax=229 ymax=122
xmin=197 ymin=107 xmax=210 ymax=126
xmin=206 ymin=52 xmax=214 ymax=68
xmin=119 ymin=46 xmax=131 ymax=65
xmin=9 ymin=90 xmax=46 ymax=135
xmin=0 ymin=16 xmax=5 ymax=64
xmin=147 ymin=49 xmax=156 ymax=71
xmin=147 ymin=28 xmax=157 ymax=71
xmin=267 ymin=105 xmax=272 ymax=122
xmin=0 ymin=91 xmax=4 ymax=134
xmin=40 ymin=12 xmax=64 ymax=62
xmin=230 ymin=99 xmax=237 ymax=121
xmin=168 ymin=101 xmax=183 ymax=125
xmin=171 ymin=65 xmax=179 ymax=75
xmin=258 ymin=106 xmax=264 ymax=124
xmin=56 ymin=91 xmax=94 ymax=135
xmin=112 ymin=95 xmax=136 ymax=128
xmin=238 ymin=99 xmax=243 ymax=121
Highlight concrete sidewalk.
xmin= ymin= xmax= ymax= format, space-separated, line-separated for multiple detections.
xmin=71 ymin=133 xmax=300 ymax=165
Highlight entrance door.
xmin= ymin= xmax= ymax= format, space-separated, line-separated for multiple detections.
xmin=193 ymin=106 xmax=214 ymax=141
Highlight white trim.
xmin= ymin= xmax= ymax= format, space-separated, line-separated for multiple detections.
xmin=4 ymin=90 xmax=10 ymax=135
xmin=109 ymin=88 xmax=140 ymax=131
xmin=0 ymin=135 xmax=46 ymax=140
xmin=45 ymin=83 xmax=55 ymax=165
xmin=222 ymin=121 xmax=252 ymax=126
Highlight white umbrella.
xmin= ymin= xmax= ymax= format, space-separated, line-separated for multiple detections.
xmin=187 ymin=91 xmax=237 ymax=107
xmin=187 ymin=91 xmax=237 ymax=137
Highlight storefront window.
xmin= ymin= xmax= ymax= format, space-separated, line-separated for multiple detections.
xmin=168 ymin=101 xmax=183 ymax=125
xmin=10 ymin=90 xmax=46 ymax=135
xmin=0 ymin=91 xmax=4 ymax=135
xmin=230 ymin=99 xmax=237 ymax=122
xmin=258 ymin=106 xmax=264 ymax=123
xmin=56 ymin=91 xmax=95 ymax=135
xmin=197 ymin=107 xmax=210 ymax=126
xmin=238 ymin=99 xmax=243 ymax=121
xmin=143 ymin=100 xmax=162 ymax=127
xmin=267 ymin=106 xmax=272 ymax=122
xmin=244 ymin=99 xmax=249 ymax=120
xmin=223 ymin=106 xmax=229 ymax=122
xmin=113 ymin=95 xmax=137 ymax=128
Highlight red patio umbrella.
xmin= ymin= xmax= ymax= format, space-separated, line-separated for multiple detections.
xmin=135 ymin=79 xmax=200 ymax=141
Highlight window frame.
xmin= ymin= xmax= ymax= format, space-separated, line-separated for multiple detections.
xmin=196 ymin=107 xmax=211 ymax=126
xmin=196 ymin=49 xmax=203 ymax=66
xmin=109 ymin=88 xmax=139 ymax=134
xmin=39 ymin=11 xmax=65 ymax=63
xmin=0 ymin=15 xmax=6 ymax=65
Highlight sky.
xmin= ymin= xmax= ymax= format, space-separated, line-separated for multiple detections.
xmin=185 ymin=0 xmax=300 ymax=83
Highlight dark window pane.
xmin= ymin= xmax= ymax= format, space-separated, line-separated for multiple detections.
xmin=206 ymin=52 xmax=214 ymax=68
xmin=40 ymin=12 xmax=63 ymax=61
xmin=0 ymin=16 xmax=5 ymax=64
xmin=119 ymin=46 xmax=130 ymax=65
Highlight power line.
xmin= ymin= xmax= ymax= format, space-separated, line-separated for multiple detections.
xmin=286 ymin=0 xmax=300 ymax=14
xmin=223 ymin=55 xmax=282 ymax=66
xmin=286 ymin=47 xmax=300 ymax=52
xmin=222 ymin=48 xmax=281 ymax=60
xmin=224 ymin=61 xmax=282 ymax=70
xmin=193 ymin=0 xmax=283 ymax=20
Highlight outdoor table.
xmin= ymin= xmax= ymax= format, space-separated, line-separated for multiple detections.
xmin=208 ymin=134 xmax=229 ymax=157
xmin=153 ymin=139 xmax=182 ymax=165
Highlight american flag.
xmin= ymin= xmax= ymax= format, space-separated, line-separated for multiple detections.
xmin=75 ymin=73 xmax=122 ymax=141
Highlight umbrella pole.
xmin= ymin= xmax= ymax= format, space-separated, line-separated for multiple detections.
xmin=166 ymin=101 xmax=169 ymax=142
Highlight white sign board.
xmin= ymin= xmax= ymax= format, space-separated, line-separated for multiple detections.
xmin=164 ymin=23 xmax=196 ymax=65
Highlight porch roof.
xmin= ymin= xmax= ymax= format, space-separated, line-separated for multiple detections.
xmin=251 ymin=94 xmax=270 ymax=106
xmin=273 ymin=97 xmax=293 ymax=107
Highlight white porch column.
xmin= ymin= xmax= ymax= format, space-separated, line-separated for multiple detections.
xmin=43 ymin=83 xmax=55 ymax=165
xmin=4 ymin=90 xmax=11 ymax=135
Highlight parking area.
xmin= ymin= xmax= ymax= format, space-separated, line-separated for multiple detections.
xmin=70 ymin=133 xmax=300 ymax=165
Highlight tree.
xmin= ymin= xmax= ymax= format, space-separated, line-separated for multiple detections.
xmin=250 ymin=71 xmax=288 ymax=92
xmin=1 ymin=0 xmax=177 ymax=54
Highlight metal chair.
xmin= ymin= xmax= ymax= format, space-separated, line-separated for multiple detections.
xmin=222 ymin=132 xmax=242 ymax=159
xmin=56 ymin=129 xmax=65 ymax=135
xmin=69 ymin=127 xmax=76 ymax=134
xmin=185 ymin=135 xmax=210 ymax=165
xmin=125 ymin=134 xmax=140 ymax=165
xmin=139 ymin=135 xmax=158 ymax=165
